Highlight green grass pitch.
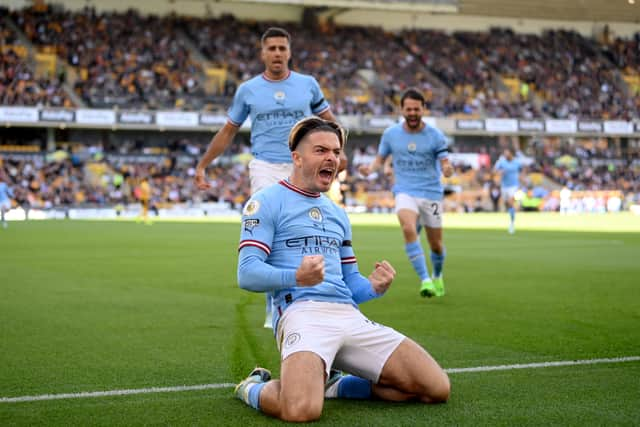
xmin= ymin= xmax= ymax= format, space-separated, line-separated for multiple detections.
xmin=1 ymin=213 xmax=639 ymax=426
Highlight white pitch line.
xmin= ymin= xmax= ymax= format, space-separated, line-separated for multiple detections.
xmin=445 ymin=356 xmax=640 ymax=373
xmin=2 ymin=356 xmax=639 ymax=404
xmin=0 ymin=383 xmax=235 ymax=403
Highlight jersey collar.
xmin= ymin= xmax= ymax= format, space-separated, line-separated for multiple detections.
xmin=279 ymin=180 xmax=321 ymax=198
xmin=262 ymin=70 xmax=292 ymax=82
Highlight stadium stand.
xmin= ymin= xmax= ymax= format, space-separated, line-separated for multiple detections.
xmin=0 ymin=19 xmax=72 ymax=107
xmin=5 ymin=5 xmax=640 ymax=118
xmin=1 ymin=3 xmax=639 ymax=216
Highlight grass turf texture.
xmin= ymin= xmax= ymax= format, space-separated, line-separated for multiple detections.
xmin=1 ymin=214 xmax=639 ymax=426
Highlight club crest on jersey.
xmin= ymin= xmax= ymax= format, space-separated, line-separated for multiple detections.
xmin=309 ymin=207 xmax=323 ymax=222
xmin=243 ymin=200 xmax=260 ymax=216
xmin=407 ymin=142 xmax=417 ymax=153
xmin=274 ymin=91 xmax=286 ymax=105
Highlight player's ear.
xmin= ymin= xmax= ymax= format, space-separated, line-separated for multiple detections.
xmin=291 ymin=150 xmax=303 ymax=167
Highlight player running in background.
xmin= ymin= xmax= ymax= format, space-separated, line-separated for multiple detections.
xmin=0 ymin=172 xmax=14 ymax=229
xmin=194 ymin=27 xmax=339 ymax=328
xmin=234 ymin=117 xmax=449 ymax=422
xmin=494 ymin=147 xmax=523 ymax=234
xmin=137 ymin=177 xmax=152 ymax=225
xmin=359 ymin=88 xmax=453 ymax=298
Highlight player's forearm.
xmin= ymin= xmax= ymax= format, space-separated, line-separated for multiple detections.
xmin=369 ymin=156 xmax=384 ymax=173
xmin=196 ymin=124 xmax=237 ymax=170
xmin=318 ymin=109 xmax=338 ymax=123
xmin=343 ymin=268 xmax=381 ymax=304
xmin=237 ymin=253 xmax=297 ymax=292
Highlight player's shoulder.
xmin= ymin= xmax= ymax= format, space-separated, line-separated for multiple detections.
xmin=423 ymin=122 xmax=446 ymax=139
xmin=237 ymin=74 xmax=264 ymax=90
xmin=290 ymin=70 xmax=320 ymax=85
xmin=242 ymin=184 xmax=285 ymax=216
xmin=290 ymin=70 xmax=312 ymax=80
xmin=383 ymin=122 xmax=404 ymax=136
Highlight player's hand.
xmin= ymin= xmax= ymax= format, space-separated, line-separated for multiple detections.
xmin=358 ymin=164 xmax=371 ymax=177
xmin=368 ymin=260 xmax=396 ymax=294
xmin=194 ymin=167 xmax=211 ymax=190
xmin=442 ymin=163 xmax=454 ymax=178
xmin=296 ymin=255 xmax=325 ymax=286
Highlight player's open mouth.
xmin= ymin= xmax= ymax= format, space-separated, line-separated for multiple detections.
xmin=319 ymin=168 xmax=335 ymax=181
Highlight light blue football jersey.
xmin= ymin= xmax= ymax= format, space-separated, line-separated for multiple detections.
xmin=379 ymin=123 xmax=449 ymax=201
xmin=495 ymin=157 xmax=522 ymax=188
xmin=237 ymin=180 xmax=378 ymax=330
xmin=227 ymin=71 xmax=330 ymax=164
xmin=0 ymin=182 xmax=13 ymax=202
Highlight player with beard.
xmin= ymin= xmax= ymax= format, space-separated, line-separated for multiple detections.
xmin=194 ymin=27 xmax=339 ymax=328
xmin=359 ymin=88 xmax=453 ymax=298
xmin=234 ymin=117 xmax=449 ymax=422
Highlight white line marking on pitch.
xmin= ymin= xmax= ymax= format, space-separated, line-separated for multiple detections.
xmin=0 ymin=383 xmax=236 ymax=403
xmin=445 ymin=356 xmax=640 ymax=373
xmin=2 ymin=356 xmax=638 ymax=403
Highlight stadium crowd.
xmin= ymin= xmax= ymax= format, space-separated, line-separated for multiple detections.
xmin=0 ymin=20 xmax=71 ymax=107
xmin=12 ymin=7 xmax=206 ymax=110
xmin=3 ymin=5 xmax=639 ymax=119
xmin=1 ymin=136 xmax=638 ymax=214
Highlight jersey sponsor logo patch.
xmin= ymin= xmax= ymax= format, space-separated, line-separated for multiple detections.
xmin=308 ymin=207 xmax=323 ymax=222
xmin=273 ymin=91 xmax=286 ymax=105
xmin=243 ymin=200 xmax=260 ymax=216
xmin=407 ymin=142 xmax=417 ymax=153
xmin=243 ymin=219 xmax=260 ymax=234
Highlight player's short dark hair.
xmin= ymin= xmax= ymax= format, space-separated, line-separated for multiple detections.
xmin=261 ymin=27 xmax=291 ymax=45
xmin=289 ymin=117 xmax=346 ymax=151
xmin=400 ymin=88 xmax=425 ymax=107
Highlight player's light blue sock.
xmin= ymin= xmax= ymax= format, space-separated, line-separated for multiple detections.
xmin=508 ymin=207 xmax=515 ymax=223
xmin=337 ymin=375 xmax=372 ymax=399
xmin=431 ymin=249 xmax=445 ymax=278
xmin=248 ymin=382 xmax=266 ymax=410
xmin=405 ymin=240 xmax=430 ymax=281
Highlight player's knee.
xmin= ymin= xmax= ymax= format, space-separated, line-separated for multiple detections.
xmin=432 ymin=374 xmax=451 ymax=402
xmin=281 ymin=398 xmax=323 ymax=422
xmin=420 ymin=373 xmax=450 ymax=403
xmin=401 ymin=225 xmax=417 ymax=240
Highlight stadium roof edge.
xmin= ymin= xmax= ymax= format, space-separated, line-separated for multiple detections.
xmin=223 ymin=0 xmax=459 ymax=13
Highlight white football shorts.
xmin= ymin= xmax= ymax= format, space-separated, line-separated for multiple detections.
xmin=248 ymin=158 xmax=293 ymax=194
xmin=276 ymin=300 xmax=406 ymax=383
xmin=395 ymin=193 xmax=443 ymax=228
xmin=502 ymin=185 xmax=518 ymax=200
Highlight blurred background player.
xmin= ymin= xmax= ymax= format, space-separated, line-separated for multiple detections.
xmin=0 ymin=172 xmax=14 ymax=229
xmin=136 ymin=177 xmax=152 ymax=225
xmin=359 ymin=88 xmax=453 ymax=298
xmin=193 ymin=27 xmax=338 ymax=329
xmin=494 ymin=146 xmax=523 ymax=234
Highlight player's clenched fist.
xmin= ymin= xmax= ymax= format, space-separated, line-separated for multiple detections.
xmin=194 ymin=167 xmax=211 ymax=190
xmin=296 ymin=255 xmax=325 ymax=286
xmin=369 ymin=260 xmax=396 ymax=295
